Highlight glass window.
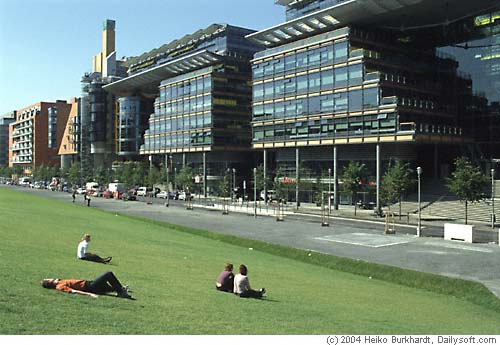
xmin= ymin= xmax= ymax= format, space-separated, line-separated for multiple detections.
xmin=335 ymin=66 xmax=348 ymax=88
xmin=309 ymin=72 xmax=321 ymax=92
xmin=285 ymin=100 xmax=296 ymax=118
xmin=334 ymin=92 xmax=348 ymax=112
xmin=348 ymin=64 xmax=363 ymax=85
xmin=297 ymin=75 xmax=308 ymax=94
xmin=349 ymin=89 xmax=363 ymax=112
xmin=320 ymin=45 xmax=334 ymax=66
xmin=275 ymin=79 xmax=285 ymax=96
xmin=253 ymin=83 xmax=264 ymax=101
xmin=285 ymin=54 xmax=296 ymax=71
xmin=253 ymin=104 xmax=264 ymax=118
xmin=320 ymin=95 xmax=334 ymax=113
xmin=203 ymin=114 xmax=212 ymax=127
xmin=263 ymin=62 xmax=273 ymax=77
xmin=196 ymin=79 xmax=204 ymax=93
xmin=274 ymin=59 xmax=284 ymax=74
xmin=296 ymin=51 xmax=308 ymax=71
xmin=321 ymin=69 xmax=334 ymax=90
xmin=334 ymin=41 xmax=348 ymax=63
xmin=264 ymin=81 xmax=274 ymax=100
xmin=363 ymin=88 xmax=379 ymax=109
xmin=308 ymin=96 xmax=321 ymax=114
xmin=296 ymin=98 xmax=305 ymax=115
xmin=190 ymin=81 xmax=197 ymax=94
xmin=203 ymin=95 xmax=212 ymax=111
xmin=203 ymin=77 xmax=212 ymax=93
xmin=308 ymin=48 xmax=320 ymax=67
xmin=284 ymin=77 xmax=296 ymax=94
xmin=254 ymin=131 xmax=264 ymax=140
xmin=264 ymin=103 xmax=273 ymax=117
xmin=275 ymin=102 xmax=285 ymax=118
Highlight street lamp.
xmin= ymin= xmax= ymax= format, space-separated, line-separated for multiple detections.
xmin=328 ymin=168 xmax=332 ymax=214
xmin=253 ymin=167 xmax=257 ymax=218
xmin=491 ymin=168 xmax=495 ymax=229
xmin=417 ymin=166 xmax=422 ymax=237
xmin=174 ymin=167 xmax=177 ymax=192
xmin=232 ymin=168 xmax=236 ymax=200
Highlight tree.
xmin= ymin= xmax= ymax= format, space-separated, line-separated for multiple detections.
xmin=380 ymin=160 xmax=414 ymax=218
xmin=146 ymin=167 xmax=161 ymax=187
xmin=94 ymin=166 xmax=110 ymax=188
xmin=176 ymin=166 xmax=194 ymax=192
xmin=341 ymin=161 xmax=366 ymax=215
xmin=67 ymin=162 xmax=81 ymax=185
xmin=446 ymin=157 xmax=488 ymax=224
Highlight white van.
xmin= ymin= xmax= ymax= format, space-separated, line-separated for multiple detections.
xmin=137 ymin=187 xmax=152 ymax=197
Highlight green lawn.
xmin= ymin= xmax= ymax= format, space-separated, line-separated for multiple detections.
xmin=0 ymin=187 xmax=499 ymax=334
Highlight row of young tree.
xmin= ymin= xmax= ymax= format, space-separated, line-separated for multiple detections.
xmin=251 ymin=157 xmax=490 ymax=223
xmin=1 ymin=157 xmax=490 ymax=222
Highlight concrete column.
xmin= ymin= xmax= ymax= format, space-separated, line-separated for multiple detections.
xmin=296 ymin=147 xmax=300 ymax=210
xmin=203 ymin=152 xmax=207 ymax=197
xmin=263 ymin=149 xmax=267 ymax=204
xmin=182 ymin=153 xmax=186 ymax=168
xmin=333 ymin=145 xmax=338 ymax=210
xmin=149 ymin=155 xmax=153 ymax=169
xmin=376 ymin=144 xmax=381 ymax=215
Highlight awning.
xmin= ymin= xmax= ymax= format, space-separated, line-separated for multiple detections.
xmin=103 ymin=50 xmax=221 ymax=97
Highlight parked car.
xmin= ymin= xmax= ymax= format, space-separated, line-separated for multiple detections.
xmin=102 ymin=190 xmax=113 ymax=199
xmin=156 ymin=191 xmax=168 ymax=199
xmin=76 ymin=187 xmax=86 ymax=194
xmin=177 ymin=191 xmax=192 ymax=201
xmin=121 ymin=192 xmax=136 ymax=201
xmin=137 ymin=186 xmax=152 ymax=197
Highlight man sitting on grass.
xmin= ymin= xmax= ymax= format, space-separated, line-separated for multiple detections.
xmin=77 ymin=233 xmax=112 ymax=264
xmin=215 ymin=263 xmax=234 ymax=292
xmin=41 ymin=271 xmax=132 ymax=299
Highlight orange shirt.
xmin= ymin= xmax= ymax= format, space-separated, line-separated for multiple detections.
xmin=55 ymin=279 xmax=87 ymax=293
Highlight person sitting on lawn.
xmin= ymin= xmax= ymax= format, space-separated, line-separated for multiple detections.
xmin=233 ymin=264 xmax=266 ymax=298
xmin=77 ymin=234 xmax=112 ymax=264
xmin=215 ymin=263 xmax=234 ymax=292
xmin=41 ymin=271 xmax=132 ymax=299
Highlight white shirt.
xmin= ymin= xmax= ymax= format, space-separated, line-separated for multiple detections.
xmin=77 ymin=240 xmax=89 ymax=259
xmin=233 ymin=274 xmax=250 ymax=294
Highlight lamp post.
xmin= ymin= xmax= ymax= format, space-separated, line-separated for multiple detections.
xmin=492 ymin=168 xmax=495 ymax=229
xmin=328 ymin=168 xmax=332 ymax=214
xmin=253 ymin=167 xmax=257 ymax=218
xmin=232 ymin=168 xmax=236 ymax=201
xmin=167 ymin=165 xmax=170 ymax=207
xmin=174 ymin=167 xmax=177 ymax=193
xmin=417 ymin=166 xmax=422 ymax=237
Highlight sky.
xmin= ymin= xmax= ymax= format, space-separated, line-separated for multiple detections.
xmin=0 ymin=0 xmax=284 ymax=115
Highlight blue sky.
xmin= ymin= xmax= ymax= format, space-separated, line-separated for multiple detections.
xmin=0 ymin=0 xmax=284 ymax=115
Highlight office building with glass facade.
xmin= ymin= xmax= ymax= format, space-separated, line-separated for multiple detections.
xmin=105 ymin=24 xmax=260 ymax=195
xmin=247 ymin=0 xmax=499 ymax=207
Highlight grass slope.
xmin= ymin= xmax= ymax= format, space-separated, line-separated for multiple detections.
xmin=0 ymin=188 xmax=499 ymax=334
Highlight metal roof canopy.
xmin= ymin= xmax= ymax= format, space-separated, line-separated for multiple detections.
xmin=103 ymin=50 xmax=221 ymax=98
xmin=248 ymin=0 xmax=499 ymax=48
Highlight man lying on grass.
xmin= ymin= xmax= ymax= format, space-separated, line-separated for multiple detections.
xmin=41 ymin=271 xmax=133 ymax=299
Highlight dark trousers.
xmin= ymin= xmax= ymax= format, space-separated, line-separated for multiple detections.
xmin=239 ymin=289 xmax=263 ymax=299
xmin=85 ymin=271 xmax=123 ymax=295
xmin=81 ymin=254 xmax=107 ymax=264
